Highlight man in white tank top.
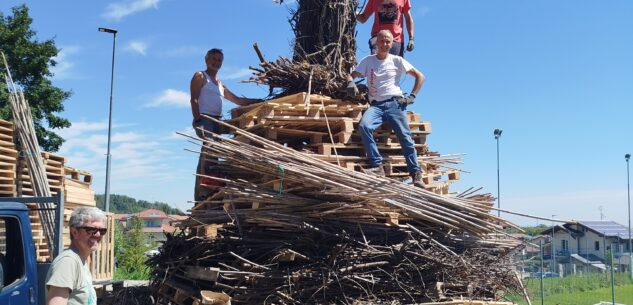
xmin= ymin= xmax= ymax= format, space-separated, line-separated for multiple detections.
xmin=190 ymin=48 xmax=261 ymax=201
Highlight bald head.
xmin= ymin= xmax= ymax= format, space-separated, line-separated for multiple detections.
xmin=377 ymin=30 xmax=393 ymax=40
xmin=375 ymin=30 xmax=394 ymax=58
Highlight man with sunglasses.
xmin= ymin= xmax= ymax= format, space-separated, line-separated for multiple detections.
xmin=46 ymin=207 xmax=107 ymax=305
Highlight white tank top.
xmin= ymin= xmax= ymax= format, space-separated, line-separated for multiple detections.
xmin=198 ymin=71 xmax=224 ymax=116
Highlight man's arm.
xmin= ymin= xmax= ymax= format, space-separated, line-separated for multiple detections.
xmin=47 ymin=286 xmax=70 ymax=305
xmin=404 ymin=10 xmax=414 ymax=43
xmin=406 ymin=68 xmax=424 ymax=96
xmin=224 ymin=87 xmax=258 ymax=106
xmin=356 ymin=0 xmax=374 ymax=24
xmin=190 ymin=72 xmax=206 ymax=122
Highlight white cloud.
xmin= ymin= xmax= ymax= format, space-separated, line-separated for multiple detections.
xmin=50 ymin=46 xmax=81 ymax=80
xmin=102 ymin=0 xmax=160 ymax=21
xmin=124 ymin=41 xmax=148 ymax=55
xmin=57 ymin=119 xmax=183 ymax=193
xmin=57 ymin=121 xmax=108 ymax=138
xmin=145 ymin=89 xmax=189 ymax=108
xmin=222 ymin=67 xmax=252 ymax=80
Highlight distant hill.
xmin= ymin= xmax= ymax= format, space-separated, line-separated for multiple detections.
xmin=95 ymin=194 xmax=184 ymax=215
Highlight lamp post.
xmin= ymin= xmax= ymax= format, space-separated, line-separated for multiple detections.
xmin=98 ymin=27 xmax=117 ymax=213
xmin=551 ymin=215 xmax=556 ymax=274
xmin=626 ymin=153 xmax=632 ymax=279
xmin=494 ymin=129 xmax=502 ymax=217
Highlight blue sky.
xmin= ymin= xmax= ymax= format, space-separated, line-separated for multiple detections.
xmin=2 ymin=1 xmax=632 ymax=227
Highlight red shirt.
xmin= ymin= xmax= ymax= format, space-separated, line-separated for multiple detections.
xmin=365 ymin=0 xmax=411 ymax=43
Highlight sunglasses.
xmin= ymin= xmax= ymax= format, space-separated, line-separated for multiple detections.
xmin=77 ymin=226 xmax=108 ymax=236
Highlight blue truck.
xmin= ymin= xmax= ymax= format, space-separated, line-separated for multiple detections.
xmin=0 ymin=196 xmax=66 ymax=305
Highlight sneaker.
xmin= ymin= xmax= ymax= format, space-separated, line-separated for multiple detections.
xmin=411 ymin=171 xmax=425 ymax=188
xmin=363 ymin=165 xmax=385 ymax=177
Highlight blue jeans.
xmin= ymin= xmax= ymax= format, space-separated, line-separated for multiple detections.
xmin=358 ymin=98 xmax=421 ymax=174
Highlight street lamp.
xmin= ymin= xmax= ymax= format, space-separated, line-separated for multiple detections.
xmin=98 ymin=27 xmax=117 ymax=213
xmin=494 ymin=129 xmax=502 ymax=217
xmin=626 ymin=153 xmax=632 ymax=279
xmin=551 ymin=215 xmax=556 ymax=274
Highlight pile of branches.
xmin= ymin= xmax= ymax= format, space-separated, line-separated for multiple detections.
xmin=180 ymin=117 xmax=519 ymax=237
xmin=246 ymin=0 xmax=360 ymax=100
xmin=147 ymin=118 xmax=526 ymax=304
xmin=149 ymin=222 xmax=521 ymax=305
xmin=101 ymin=286 xmax=154 ymax=305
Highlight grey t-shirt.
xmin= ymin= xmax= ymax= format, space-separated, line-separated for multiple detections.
xmin=45 ymin=248 xmax=97 ymax=305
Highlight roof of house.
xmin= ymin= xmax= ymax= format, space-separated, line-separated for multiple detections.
xmin=136 ymin=208 xmax=167 ymax=219
xmin=577 ymin=221 xmax=631 ymax=239
xmin=541 ymin=221 xmax=631 ymax=239
xmin=113 ymin=214 xmax=130 ymax=220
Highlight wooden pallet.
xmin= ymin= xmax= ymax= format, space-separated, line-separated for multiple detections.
xmin=157 ymin=280 xmax=205 ymax=305
xmin=64 ymin=166 xmax=93 ymax=183
xmin=88 ymin=213 xmax=115 ymax=281
xmin=309 ymin=142 xmax=428 ymax=157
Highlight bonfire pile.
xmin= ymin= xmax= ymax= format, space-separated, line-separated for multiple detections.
xmin=148 ymin=1 xmax=525 ymax=304
xmin=148 ymin=114 xmax=524 ymax=304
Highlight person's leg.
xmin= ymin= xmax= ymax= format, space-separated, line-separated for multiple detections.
xmin=389 ymin=41 xmax=404 ymax=57
xmin=369 ymin=36 xmax=377 ymax=55
xmin=359 ymin=105 xmax=385 ymax=167
xmin=194 ymin=118 xmax=221 ymax=201
xmin=384 ymin=100 xmax=420 ymax=174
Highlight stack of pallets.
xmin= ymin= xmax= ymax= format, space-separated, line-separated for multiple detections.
xmin=0 ymin=118 xmax=112 ymax=280
xmin=223 ymin=92 xmax=460 ymax=195
xmin=0 ymin=119 xmax=17 ymax=197
xmin=17 ymin=152 xmax=65 ymax=196
xmin=64 ymin=166 xmax=96 ymax=208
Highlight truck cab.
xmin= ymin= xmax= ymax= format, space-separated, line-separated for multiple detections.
xmin=0 ymin=202 xmax=38 ymax=304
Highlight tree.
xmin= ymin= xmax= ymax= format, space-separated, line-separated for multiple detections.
xmin=95 ymin=194 xmax=184 ymax=215
xmin=0 ymin=4 xmax=71 ymax=151
xmin=114 ymin=218 xmax=153 ymax=280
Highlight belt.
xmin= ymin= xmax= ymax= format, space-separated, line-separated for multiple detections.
xmin=370 ymin=96 xmax=398 ymax=105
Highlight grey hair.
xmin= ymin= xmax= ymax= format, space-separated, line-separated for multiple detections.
xmin=69 ymin=207 xmax=106 ymax=228
xmin=205 ymin=48 xmax=223 ymax=59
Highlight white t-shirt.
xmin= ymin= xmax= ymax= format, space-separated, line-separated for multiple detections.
xmin=354 ymin=54 xmax=413 ymax=102
xmin=199 ymin=71 xmax=225 ymax=116
xmin=45 ymin=248 xmax=96 ymax=305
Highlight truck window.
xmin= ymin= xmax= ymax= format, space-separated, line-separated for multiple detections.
xmin=0 ymin=217 xmax=26 ymax=290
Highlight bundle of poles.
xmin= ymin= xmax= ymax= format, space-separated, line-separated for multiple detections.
xmin=148 ymin=117 xmax=526 ymax=305
xmin=1 ymin=51 xmax=56 ymax=253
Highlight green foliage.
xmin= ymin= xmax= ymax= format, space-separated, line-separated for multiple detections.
xmin=113 ymin=218 xmax=153 ymax=280
xmin=521 ymin=224 xmax=549 ymax=236
xmin=0 ymin=4 xmax=71 ymax=151
xmin=507 ymin=273 xmax=633 ymax=305
xmin=95 ymin=194 xmax=183 ymax=215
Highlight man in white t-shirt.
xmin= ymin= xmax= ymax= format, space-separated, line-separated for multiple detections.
xmin=46 ymin=207 xmax=107 ymax=305
xmin=190 ymin=48 xmax=261 ymax=201
xmin=347 ymin=30 xmax=425 ymax=188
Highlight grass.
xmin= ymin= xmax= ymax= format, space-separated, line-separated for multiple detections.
xmin=506 ymin=273 xmax=633 ymax=305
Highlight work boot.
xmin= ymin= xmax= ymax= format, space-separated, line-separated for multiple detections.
xmin=411 ymin=171 xmax=425 ymax=188
xmin=363 ymin=165 xmax=385 ymax=177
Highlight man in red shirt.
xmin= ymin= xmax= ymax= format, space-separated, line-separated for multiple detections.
xmin=356 ymin=0 xmax=414 ymax=56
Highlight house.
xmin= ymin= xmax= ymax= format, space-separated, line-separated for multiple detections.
xmin=541 ymin=220 xmax=632 ymax=275
xmin=114 ymin=208 xmax=186 ymax=242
